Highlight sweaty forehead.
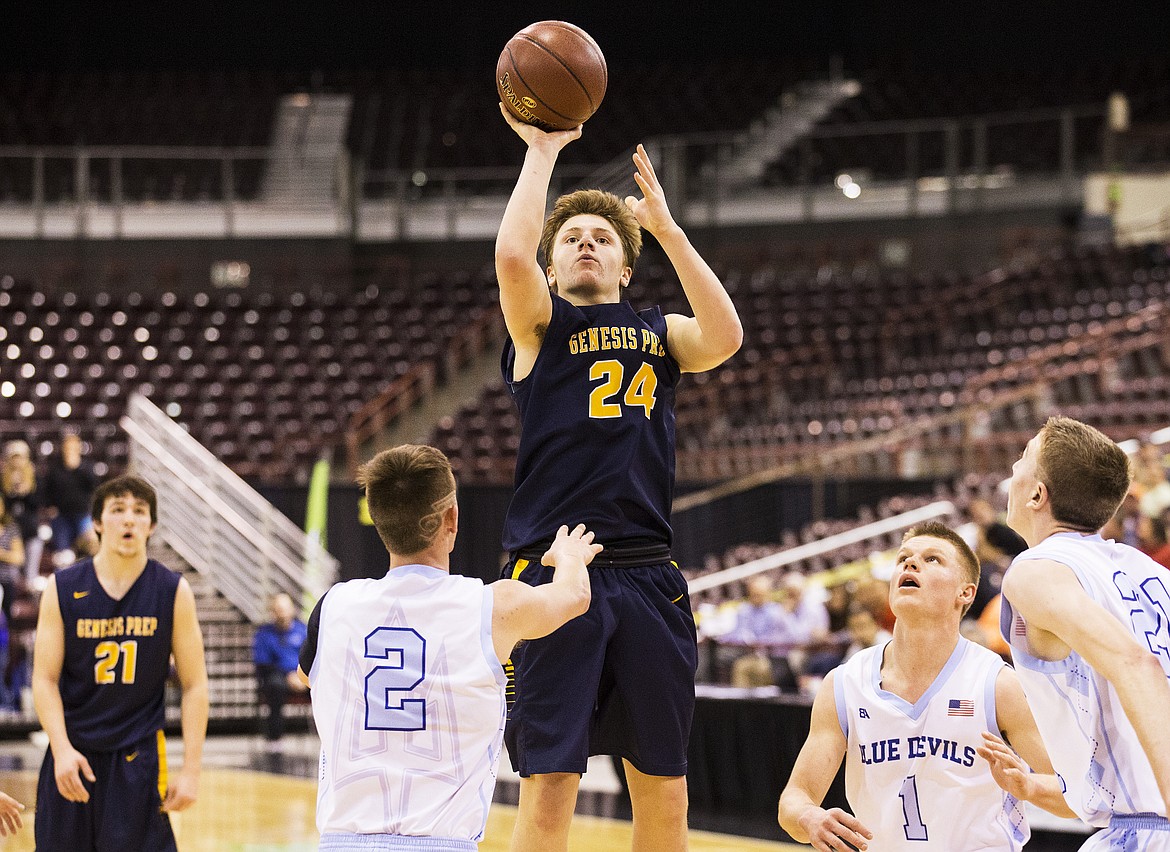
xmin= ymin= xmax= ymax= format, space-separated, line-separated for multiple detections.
xmin=899 ymin=535 xmax=956 ymax=561
xmin=558 ymin=213 xmax=616 ymax=237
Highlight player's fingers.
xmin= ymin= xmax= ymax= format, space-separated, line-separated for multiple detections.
xmin=80 ymin=757 xmax=96 ymax=783
xmin=636 ymin=143 xmax=658 ymax=176
xmin=624 ymin=195 xmax=638 ymax=210
xmin=570 ymin=523 xmax=588 ymax=538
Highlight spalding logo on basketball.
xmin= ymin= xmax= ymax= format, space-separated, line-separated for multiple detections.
xmin=497 ymin=20 xmax=607 ymax=131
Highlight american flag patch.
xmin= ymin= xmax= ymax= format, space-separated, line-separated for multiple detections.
xmin=1014 ymin=616 xmax=1027 ymax=637
xmin=948 ymin=699 xmax=975 ymax=716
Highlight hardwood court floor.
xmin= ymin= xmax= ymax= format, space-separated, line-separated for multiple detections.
xmin=0 ymin=766 xmax=800 ymax=851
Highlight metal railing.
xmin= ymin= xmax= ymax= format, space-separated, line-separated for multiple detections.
xmin=0 ymin=101 xmax=1120 ymax=240
xmin=687 ymin=500 xmax=957 ymax=595
xmin=120 ymin=393 xmax=338 ymax=624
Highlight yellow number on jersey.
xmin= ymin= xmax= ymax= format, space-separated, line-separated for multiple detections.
xmin=588 ymin=360 xmax=658 ymax=419
xmin=94 ymin=640 xmax=139 ymax=685
xmin=623 ymin=362 xmax=658 ymax=419
xmin=588 ymin=360 xmax=624 ymax=418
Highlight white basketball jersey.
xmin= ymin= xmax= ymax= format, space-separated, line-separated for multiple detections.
xmin=835 ymin=638 xmax=1028 ymax=851
xmin=308 ymin=564 xmax=507 ymax=842
xmin=1002 ymin=532 xmax=1170 ymax=826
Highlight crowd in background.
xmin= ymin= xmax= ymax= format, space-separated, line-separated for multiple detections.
xmin=697 ymin=439 xmax=1170 ymax=692
xmin=0 ymin=432 xmax=97 ymax=714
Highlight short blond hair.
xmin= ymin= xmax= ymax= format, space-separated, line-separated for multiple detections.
xmin=1037 ymin=416 xmax=1131 ymax=532
xmin=540 ymin=189 xmax=643 ymax=271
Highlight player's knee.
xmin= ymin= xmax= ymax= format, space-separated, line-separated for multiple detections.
xmin=523 ymin=772 xmax=579 ymax=816
xmin=628 ymin=772 xmax=688 ymax=821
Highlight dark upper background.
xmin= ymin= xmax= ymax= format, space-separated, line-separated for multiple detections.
xmin=6 ymin=1 xmax=1169 ymax=73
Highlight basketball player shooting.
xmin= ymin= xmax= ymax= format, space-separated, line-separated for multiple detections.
xmin=494 ymin=104 xmax=741 ymax=852
xmin=778 ymin=522 xmax=1073 ymax=852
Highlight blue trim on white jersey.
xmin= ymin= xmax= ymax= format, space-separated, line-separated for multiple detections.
xmin=870 ymin=638 xmax=969 ymax=721
xmin=834 ymin=670 xmax=849 ymax=739
xmin=1087 ymin=670 xmax=1139 ymax=814
xmin=391 ymin=563 xmax=449 ymax=579
xmin=984 ymin=661 xmax=1001 ymax=737
xmin=999 ymin=593 xmax=1076 ymax=674
xmin=320 ymin=832 xmax=477 ymax=850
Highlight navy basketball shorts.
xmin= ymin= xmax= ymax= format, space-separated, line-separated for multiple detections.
xmin=35 ymin=730 xmax=177 ymax=851
xmin=502 ymin=558 xmax=698 ymax=777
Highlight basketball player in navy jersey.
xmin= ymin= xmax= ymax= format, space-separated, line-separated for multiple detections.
xmin=778 ymin=522 xmax=1072 ymax=852
xmin=297 ymin=444 xmax=600 ymax=851
xmin=496 ymin=106 xmax=742 ymax=851
xmin=31 ymin=474 xmax=209 ymax=851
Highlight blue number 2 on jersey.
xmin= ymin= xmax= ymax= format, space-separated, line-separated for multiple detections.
xmin=1114 ymin=571 xmax=1170 ymax=671
xmin=363 ymin=626 xmax=427 ymax=731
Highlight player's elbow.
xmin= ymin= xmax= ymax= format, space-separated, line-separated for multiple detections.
xmin=495 ymin=247 xmax=532 ymax=282
xmin=566 ymin=580 xmax=591 ymax=621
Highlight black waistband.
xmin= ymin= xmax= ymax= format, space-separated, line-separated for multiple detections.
xmin=513 ymin=541 xmax=672 ymax=569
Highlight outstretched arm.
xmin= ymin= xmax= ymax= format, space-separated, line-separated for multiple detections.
xmin=1003 ymin=558 xmax=1170 ymax=815
xmin=491 ymin=524 xmax=600 ymax=662
xmin=624 ymin=144 xmax=742 ymax=372
xmin=495 ymin=106 xmax=581 ymax=372
xmin=981 ymin=666 xmax=1076 ymax=818
xmin=777 ymin=672 xmax=873 ymax=851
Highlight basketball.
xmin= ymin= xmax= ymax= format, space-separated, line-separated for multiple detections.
xmin=496 ymin=21 xmax=607 ymax=131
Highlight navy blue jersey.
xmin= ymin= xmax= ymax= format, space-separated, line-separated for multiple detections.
xmin=55 ymin=558 xmax=180 ymax=751
xmin=502 ymin=293 xmax=680 ymax=551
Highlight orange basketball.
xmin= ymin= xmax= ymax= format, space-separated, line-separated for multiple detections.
xmin=496 ymin=20 xmax=607 ymax=131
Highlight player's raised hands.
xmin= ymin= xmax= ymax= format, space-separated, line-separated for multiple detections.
xmin=797 ymin=805 xmax=872 ymax=852
xmin=624 ymin=144 xmax=676 ymax=237
xmin=542 ymin=524 xmax=603 ymax=568
xmin=0 ymin=791 xmax=24 ymax=836
xmin=499 ymin=103 xmax=581 ymax=151
xmin=977 ymin=731 xmax=1036 ymax=802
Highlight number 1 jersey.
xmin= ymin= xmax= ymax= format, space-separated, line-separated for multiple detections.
xmin=501 ymin=293 xmax=680 ymax=552
xmin=835 ymin=638 xmax=1028 ymax=851
xmin=55 ymin=558 xmax=180 ymax=752
xmin=307 ymin=565 xmax=507 ymax=842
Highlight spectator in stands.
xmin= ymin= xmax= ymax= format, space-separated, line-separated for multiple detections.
xmin=1100 ymin=489 xmax=1142 ymax=547
xmin=0 ymin=495 xmax=23 ymax=625
xmin=1 ymin=440 xmax=43 ymax=584
xmin=964 ymin=498 xmax=1027 ymax=619
xmin=1134 ymin=441 xmax=1170 ymax=519
xmin=840 ymin=606 xmax=891 ymax=664
xmin=253 ymin=592 xmax=309 ymax=747
xmin=719 ymin=576 xmax=792 ymax=688
xmin=851 ymin=572 xmax=895 ymax=632
xmin=1139 ymin=515 xmax=1170 ymax=570
xmin=42 ymin=433 xmax=98 ymax=568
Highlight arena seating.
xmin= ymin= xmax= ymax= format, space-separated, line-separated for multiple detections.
xmin=4 ymin=60 xmax=1164 ymax=205
xmin=763 ymin=58 xmax=1170 ymax=185
xmin=428 ymin=242 xmax=1170 ymax=485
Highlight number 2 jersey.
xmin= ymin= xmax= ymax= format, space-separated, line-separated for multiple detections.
xmin=54 ymin=558 xmax=180 ymax=752
xmin=304 ymin=565 xmax=507 ymax=843
xmin=834 ymin=637 xmax=1029 ymax=851
xmin=1001 ymin=532 xmax=1170 ymax=826
xmin=501 ymin=293 xmax=680 ymax=552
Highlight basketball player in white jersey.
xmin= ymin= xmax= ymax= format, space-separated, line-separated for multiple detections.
xmin=778 ymin=521 xmax=1073 ymax=852
xmin=296 ymin=444 xmax=600 ymax=852
xmin=995 ymin=416 xmax=1170 ymax=850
